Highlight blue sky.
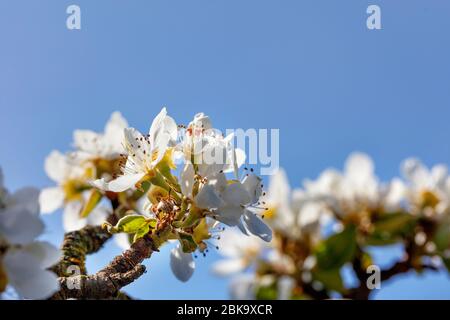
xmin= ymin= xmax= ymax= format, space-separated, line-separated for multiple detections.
xmin=0 ymin=0 xmax=449 ymax=299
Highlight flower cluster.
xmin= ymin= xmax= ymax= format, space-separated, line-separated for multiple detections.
xmin=40 ymin=108 xmax=272 ymax=282
xmin=214 ymin=153 xmax=450 ymax=300
xmin=0 ymin=167 xmax=60 ymax=299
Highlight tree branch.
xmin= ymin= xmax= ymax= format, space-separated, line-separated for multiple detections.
xmin=51 ymin=225 xmax=113 ymax=277
xmin=51 ymin=236 xmax=155 ymax=300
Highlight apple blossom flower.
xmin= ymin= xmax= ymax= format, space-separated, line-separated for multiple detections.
xmin=0 ymin=167 xmax=60 ymax=299
xmin=92 ymin=108 xmax=177 ymax=193
xmin=73 ymin=111 xmax=128 ymax=160
xmin=303 ymin=152 xmax=406 ymax=219
xmin=401 ymin=158 xmax=450 ymax=218
xmin=212 ymin=229 xmax=266 ymax=276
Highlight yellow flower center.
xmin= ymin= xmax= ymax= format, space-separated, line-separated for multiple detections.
xmin=421 ymin=190 xmax=440 ymax=209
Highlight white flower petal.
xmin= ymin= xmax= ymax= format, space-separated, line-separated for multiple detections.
xmin=39 ymin=187 xmax=64 ymax=214
xmin=243 ymin=210 xmax=272 ymax=242
xmin=195 ymin=185 xmax=222 ymax=209
xmin=212 ymin=259 xmax=246 ymax=276
xmin=104 ymin=112 xmax=129 ymax=153
xmin=229 ymin=274 xmax=255 ymax=300
xmin=298 ymin=202 xmax=322 ymax=229
xmin=402 ymin=158 xmax=429 ymax=188
xmin=222 ymin=183 xmax=252 ymax=206
xmin=10 ymin=187 xmax=40 ymax=215
xmin=149 ymin=107 xmax=178 ymax=146
xmin=0 ymin=207 xmax=44 ymax=245
xmin=383 ymin=178 xmax=406 ymax=211
xmin=93 ymin=173 xmax=146 ymax=193
xmin=170 ymin=245 xmax=195 ymax=282
xmin=87 ymin=206 xmax=110 ymax=226
xmin=63 ymin=201 xmax=87 ymax=232
xmin=268 ymin=169 xmax=291 ymax=206
xmin=180 ymin=163 xmax=195 ymax=199
xmin=73 ymin=130 xmax=99 ymax=155
xmin=44 ymin=151 xmax=69 ymax=183
xmin=23 ymin=241 xmax=61 ymax=269
xmin=3 ymin=249 xmax=59 ymax=299
xmin=214 ymin=205 xmax=244 ymax=226
xmin=242 ymin=174 xmax=262 ymax=203
xmin=277 ymin=276 xmax=295 ymax=300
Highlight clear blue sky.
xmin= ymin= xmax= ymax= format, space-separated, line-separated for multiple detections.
xmin=0 ymin=0 xmax=449 ymax=299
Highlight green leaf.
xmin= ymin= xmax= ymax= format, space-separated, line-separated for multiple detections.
xmin=316 ymin=225 xmax=357 ymax=270
xmin=133 ymin=224 xmax=151 ymax=242
xmin=443 ymin=258 xmax=450 ymax=272
xmin=366 ymin=212 xmax=415 ymax=246
xmin=373 ymin=212 xmax=414 ymax=233
xmin=433 ymin=219 xmax=450 ymax=252
xmin=255 ymin=284 xmax=277 ymax=300
xmin=80 ymin=189 xmax=103 ymax=218
xmin=312 ymin=269 xmax=346 ymax=293
xmin=178 ymin=232 xmax=198 ymax=253
xmin=115 ymin=215 xmax=148 ymax=233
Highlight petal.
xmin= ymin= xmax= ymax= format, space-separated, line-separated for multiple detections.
xmin=431 ymin=164 xmax=448 ymax=189
xmin=208 ymin=172 xmax=228 ymax=195
xmin=214 ymin=205 xmax=244 ymax=226
xmin=304 ymin=169 xmax=342 ymax=195
xmin=39 ymin=187 xmax=65 ymax=214
xmin=298 ymin=202 xmax=322 ymax=229
xmin=44 ymin=151 xmax=69 ymax=183
xmin=243 ymin=210 xmax=272 ymax=242
xmin=104 ymin=111 xmax=129 ymax=150
xmin=92 ymin=173 xmax=146 ymax=193
xmin=180 ymin=163 xmax=195 ymax=198
xmin=189 ymin=113 xmax=212 ymax=131
xmin=268 ymin=169 xmax=291 ymax=206
xmin=383 ymin=178 xmax=406 ymax=211
xmin=22 ymin=241 xmax=61 ymax=269
xmin=87 ymin=206 xmax=109 ymax=226
xmin=195 ymin=185 xmax=222 ymax=209
xmin=0 ymin=207 xmax=44 ymax=245
xmin=277 ymin=276 xmax=295 ymax=300
xmin=222 ymin=183 xmax=252 ymax=206
xmin=63 ymin=201 xmax=87 ymax=232
xmin=3 ymin=249 xmax=59 ymax=299
xmin=170 ymin=245 xmax=195 ymax=282
xmin=149 ymin=108 xmax=178 ymax=145
xmin=151 ymin=132 xmax=170 ymax=166
xmin=402 ymin=158 xmax=429 ymax=188
xmin=242 ymin=174 xmax=262 ymax=203
xmin=212 ymin=259 xmax=246 ymax=276
xmin=73 ymin=130 xmax=99 ymax=154
xmin=345 ymin=152 xmax=377 ymax=190
xmin=11 ymin=187 xmax=40 ymax=215
xmin=229 ymin=274 xmax=255 ymax=300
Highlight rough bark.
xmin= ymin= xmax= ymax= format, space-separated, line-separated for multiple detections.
xmin=51 ymin=236 xmax=155 ymax=300
xmin=51 ymin=225 xmax=112 ymax=277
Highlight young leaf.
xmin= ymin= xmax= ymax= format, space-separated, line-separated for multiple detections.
xmin=133 ymin=224 xmax=151 ymax=242
xmin=316 ymin=225 xmax=357 ymax=270
xmin=115 ymin=215 xmax=148 ymax=233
